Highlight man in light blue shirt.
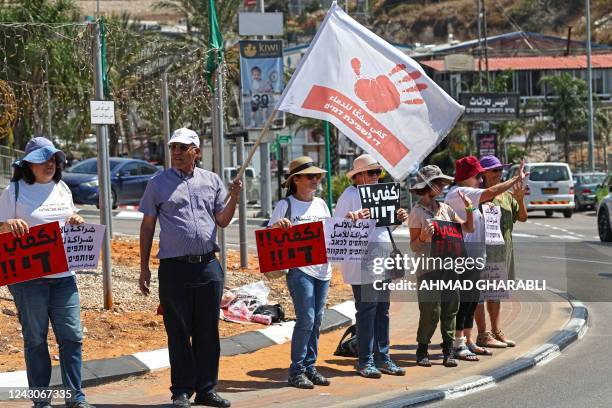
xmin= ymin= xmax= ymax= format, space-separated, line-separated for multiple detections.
xmin=139 ymin=128 xmax=241 ymax=408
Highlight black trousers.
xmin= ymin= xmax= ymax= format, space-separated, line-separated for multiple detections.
xmin=158 ymin=258 xmax=224 ymax=397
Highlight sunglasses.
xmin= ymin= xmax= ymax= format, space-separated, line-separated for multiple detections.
xmin=169 ymin=143 xmax=193 ymax=152
xmin=366 ymin=169 xmax=382 ymax=176
xmin=301 ymin=173 xmax=322 ymax=180
xmin=490 ymin=168 xmax=503 ymax=173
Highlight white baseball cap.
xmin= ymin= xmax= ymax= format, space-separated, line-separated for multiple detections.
xmin=168 ymin=128 xmax=200 ymax=146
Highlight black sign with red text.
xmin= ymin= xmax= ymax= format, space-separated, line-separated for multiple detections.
xmin=430 ymin=220 xmax=466 ymax=259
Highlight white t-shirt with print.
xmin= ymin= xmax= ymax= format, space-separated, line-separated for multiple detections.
xmin=333 ymin=185 xmax=392 ymax=285
xmin=444 ymin=185 xmax=486 ymax=258
xmin=0 ymin=180 xmax=76 ymax=278
xmin=268 ymin=196 xmax=332 ymax=281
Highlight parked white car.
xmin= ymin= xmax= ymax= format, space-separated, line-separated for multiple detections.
xmin=507 ymin=162 xmax=575 ymax=218
xmin=597 ymin=191 xmax=612 ymax=242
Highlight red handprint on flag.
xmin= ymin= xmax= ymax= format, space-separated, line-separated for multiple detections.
xmin=351 ymin=58 xmax=428 ymax=113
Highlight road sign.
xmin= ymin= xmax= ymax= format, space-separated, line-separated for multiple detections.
xmin=277 ymin=135 xmax=292 ymax=144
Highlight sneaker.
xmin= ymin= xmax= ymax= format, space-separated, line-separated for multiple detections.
xmin=376 ymin=360 xmax=406 ymax=376
xmin=288 ymin=373 xmax=314 ymax=389
xmin=305 ymin=369 xmax=331 ymax=386
xmin=193 ymin=392 xmax=231 ymax=407
xmin=66 ymin=401 xmax=97 ymax=408
xmin=357 ymin=365 xmax=382 ymax=379
xmin=171 ymin=393 xmax=191 ymax=408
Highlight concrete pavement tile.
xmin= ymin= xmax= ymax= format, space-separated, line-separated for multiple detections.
xmin=220 ymin=338 xmax=250 ymax=356
xmin=231 ymin=331 xmax=276 ymax=353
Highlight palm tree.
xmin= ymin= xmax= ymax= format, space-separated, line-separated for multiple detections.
xmin=540 ymin=73 xmax=588 ymax=162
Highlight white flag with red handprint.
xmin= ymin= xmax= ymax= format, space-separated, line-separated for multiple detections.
xmin=276 ymin=2 xmax=464 ymax=180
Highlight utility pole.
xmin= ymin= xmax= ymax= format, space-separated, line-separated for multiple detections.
xmin=212 ymin=49 xmax=227 ymax=272
xmin=161 ymin=72 xmax=171 ymax=169
xmin=257 ymin=0 xmax=272 ymax=217
xmin=586 ymin=0 xmax=595 ymax=171
xmin=44 ymin=53 xmax=53 ymax=142
xmin=236 ymin=132 xmax=248 ymax=267
xmin=93 ymin=20 xmax=113 ymax=310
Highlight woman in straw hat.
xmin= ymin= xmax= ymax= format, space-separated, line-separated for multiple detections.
xmin=408 ymin=165 xmax=474 ymax=368
xmin=0 ymin=137 xmax=95 ymax=408
xmin=268 ymin=156 xmax=332 ymax=389
xmin=334 ymin=154 xmax=408 ymax=378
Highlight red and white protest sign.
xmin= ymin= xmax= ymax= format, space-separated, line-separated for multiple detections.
xmin=276 ymin=4 xmax=464 ymax=180
xmin=255 ymin=221 xmax=328 ymax=273
xmin=0 ymin=222 xmax=69 ymax=286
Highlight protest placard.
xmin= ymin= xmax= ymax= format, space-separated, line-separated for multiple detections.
xmin=358 ymin=182 xmax=401 ymax=227
xmin=255 ymin=221 xmax=328 ymax=273
xmin=482 ymin=203 xmax=505 ymax=245
xmin=0 ymin=222 xmax=69 ymax=286
xmin=323 ymin=217 xmax=376 ymax=262
xmin=62 ymin=223 xmax=106 ymax=271
xmin=430 ymin=220 xmax=466 ymax=259
xmin=480 ymin=262 xmax=510 ymax=301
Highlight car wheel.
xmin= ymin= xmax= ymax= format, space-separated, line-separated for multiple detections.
xmin=111 ymin=189 xmax=118 ymax=210
xmin=563 ymin=210 xmax=573 ymax=218
xmin=545 ymin=210 xmax=554 ymax=218
xmin=598 ymin=209 xmax=612 ymax=242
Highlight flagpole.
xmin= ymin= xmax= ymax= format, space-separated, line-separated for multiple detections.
xmin=228 ymin=109 xmax=279 ymax=204
xmin=324 ymin=121 xmax=333 ymax=210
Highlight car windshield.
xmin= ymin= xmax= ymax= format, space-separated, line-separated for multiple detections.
xmin=68 ymin=159 xmax=121 ymax=174
xmin=529 ymin=166 xmax=570 ymax=182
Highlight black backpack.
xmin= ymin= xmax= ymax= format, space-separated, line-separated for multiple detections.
xmin=333 ymin=324 xmax=358 ymax=357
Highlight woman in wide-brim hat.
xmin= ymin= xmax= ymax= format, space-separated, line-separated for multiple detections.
xmin=268 ymin=156 xmax=333 ymax=389
xmin=408 ymin=164 xmax=475 ymax=368
xmin=333 ymin=154 xmax=409 ymax=378
xmin=0 ymin=137 xmax=95 ymax=408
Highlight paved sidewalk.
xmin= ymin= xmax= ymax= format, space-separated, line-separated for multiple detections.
xmin=2 ymin=289 xmax=581 ymax=407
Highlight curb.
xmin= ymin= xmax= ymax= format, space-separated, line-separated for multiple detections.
xmin=0 ymin=301 xmax=356 ymax=394
xmin=346 ymin=292 xmax=588 ymax=408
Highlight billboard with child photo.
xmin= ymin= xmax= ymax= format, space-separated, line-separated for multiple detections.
xmin=239 ymin=40 xmax=285 ymax=129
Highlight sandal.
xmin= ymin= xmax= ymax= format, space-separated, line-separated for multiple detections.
xmin=492 ymin=329 xmax=516 ymax=347
xmin=476 ymin=332 xmax=507 ymax=348
xmin=467 ymin=343 xmax=493 ymax=356
xmin=454 ymin=345 xmax=479 ymax=361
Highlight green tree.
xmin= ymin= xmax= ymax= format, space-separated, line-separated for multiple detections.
xmin=540 ymin=73 xmax=588 ymax=162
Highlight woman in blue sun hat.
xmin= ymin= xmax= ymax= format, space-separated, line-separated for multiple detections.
xmin=0 ymin=137 xmax=95 ymax=408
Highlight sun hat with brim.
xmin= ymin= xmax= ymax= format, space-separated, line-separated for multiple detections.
xmin=13 ymin=136 xmax=65 ymax=167
xmin=168 ymin=127 xmax=200 ymax=146
xmin=346 ymin=154 xmax=384 ymax=179
xmin=455 ymin=156 xmax=486 ymax=182
xmin=282 ymin=156 xmax=327 ymax=188
xmin=410 ymin=165 xmax=454 ymax=190
xmin=479 ymin=155 xmax=510 ymax=171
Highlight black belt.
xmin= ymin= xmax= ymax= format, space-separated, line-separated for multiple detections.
xmin=169 ymin=252 xmax=216 ymax=264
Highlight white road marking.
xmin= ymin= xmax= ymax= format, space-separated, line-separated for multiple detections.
xmin=115 ymin=211 xmax=143 ymax=220
xmin=549 ymin=234 xmax=580 ymax=240
xmin=512 ymin=233 xmax=538 ymax=238
xmin=542 ymin=256 xmax=612 ymax=265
